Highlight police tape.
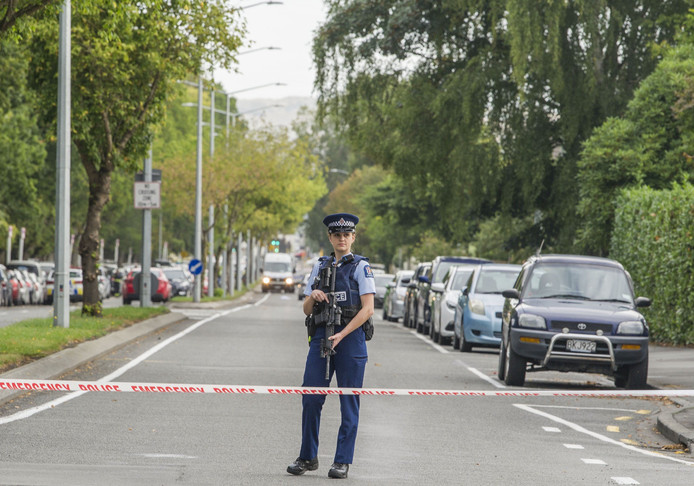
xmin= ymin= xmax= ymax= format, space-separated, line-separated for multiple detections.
xmin=1 ymin=378 xmax=694 ymax=397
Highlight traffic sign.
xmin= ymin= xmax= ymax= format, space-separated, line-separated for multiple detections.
xmin=188 ymin=259 xmax=203 ymax=276
xmin=134 ymin=181 xmax=161 ymax=209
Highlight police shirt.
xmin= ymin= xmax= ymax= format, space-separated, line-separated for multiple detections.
xmin=303 ymin=254 xmax=376 ymax=298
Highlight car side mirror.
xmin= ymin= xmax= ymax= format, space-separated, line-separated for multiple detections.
xmin=401 ymin=278 xmax=411 ymax=285
xmin=462 ymin=286 xmax=469 ymax=296
xmin=634 ymin=296 xmax=651 ymax=308
xmin=408 ymin=282 xmax=417 ymax=289
xmin=431 ymin=283 xmax=445 ymax=293
xmin=418 ymin=275 xmax=430 ymax=284
xmin=502 ymin=289 xmax=520 ymax=299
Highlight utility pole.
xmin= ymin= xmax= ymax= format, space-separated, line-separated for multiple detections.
xmin=53 ymin=0 xmax=71 ymax=328
xmin=140 ymin=147 xmax=153 ymax=307
xmin=194 ymin=76 xmax=203 ymax=302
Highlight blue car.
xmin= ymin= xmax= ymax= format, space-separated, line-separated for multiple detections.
xmin=454 ymin=264 xmax=521 ymax=351
xmin=498 ymin=254 xmax=651 ymax=389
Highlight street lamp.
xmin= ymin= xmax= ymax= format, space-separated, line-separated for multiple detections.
xmin=239 ymin=46 xmax=281 ymax=56
xmin=242 ymin=1 xmax=283 ymax=8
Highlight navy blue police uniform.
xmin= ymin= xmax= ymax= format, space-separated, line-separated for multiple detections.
xmin=288 ymin=213 xmax=375 ymax=479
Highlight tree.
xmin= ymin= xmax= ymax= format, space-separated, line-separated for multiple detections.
xmin=313 ymin=0 xmax=690 ymax=254
xmin=0 ymin=0 xmax=59 ymax=36
xmin=0 ymin=39 xmax=50 ymax=259
xmin=162 ymin=122 xmax=327 ymax=281
xmin=28 ymin=1 xmax=244 ymax=315
xmin=576 ymin=43 xmax=694 ymax=255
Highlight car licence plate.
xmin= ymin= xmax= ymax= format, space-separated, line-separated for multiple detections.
xmin=566 ymin=339 xmax=596 ymax=353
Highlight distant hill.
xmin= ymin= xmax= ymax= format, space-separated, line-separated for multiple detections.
xmin=236 ymin=97 xmax=316 ymax=129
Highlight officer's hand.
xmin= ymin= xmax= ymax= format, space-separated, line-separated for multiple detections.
xmin=328 ymin=332 xmax=344 ymax=349
xmin=310 ymin=289 xmax=328 ymax=303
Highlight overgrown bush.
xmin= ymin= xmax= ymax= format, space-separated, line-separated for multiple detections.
xmin=610 ymin=183 xmax=694 ymax=344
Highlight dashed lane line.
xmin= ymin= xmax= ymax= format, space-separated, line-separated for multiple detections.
xmin=515 ymin=403 xmax=694 ymax=466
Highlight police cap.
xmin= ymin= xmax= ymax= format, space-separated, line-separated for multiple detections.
xmin=323 ymin=213 xmax=359 ymax=233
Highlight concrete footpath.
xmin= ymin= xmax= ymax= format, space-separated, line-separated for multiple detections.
xmin=1 ymin=295 xmax=693 ymax=454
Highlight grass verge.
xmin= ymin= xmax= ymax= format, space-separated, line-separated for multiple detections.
xmin=0 ymin=306 xmax=169 ymax=373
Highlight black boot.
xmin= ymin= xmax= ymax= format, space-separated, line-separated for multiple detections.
xmin=328 ymin=462 xmax=349 ymax=479
xmin=287 ymin=457 xmax=318 ymax=475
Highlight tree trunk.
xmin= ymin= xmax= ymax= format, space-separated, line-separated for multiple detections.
xmin=79 ymin=161 xmax=112 ymax=317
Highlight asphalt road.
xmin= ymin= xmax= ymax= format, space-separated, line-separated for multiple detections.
xmin=0 ymin=293 xmax=692 ymax=485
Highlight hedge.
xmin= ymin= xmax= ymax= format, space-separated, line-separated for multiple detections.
xmin=610 ymin=183 xmax=694 ymax=344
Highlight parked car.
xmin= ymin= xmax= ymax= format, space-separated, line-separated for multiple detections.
xmin=162 ymin=267 xmax=191 ymax=297
xmin=7 ymin=260 xmax=46 ymax=304
xmin=416 ymin=256 xmax=491 ymax=335
xmin=374 ymin=273 xmax=395 ymax=308
xmin=383 ymin=270 xmax=414 ymax=322
xmin=404 ymin=262 xmax=431 ymax=329
xmin=454 ymin=263 xmax=521 ymax=351
xmin=6 ymin=270 xmax=24 ymax=305
xmin=430 ymin=265 xmax=479 ymax=344
xmin=498 ymin=254 xmax=651 ymax=389
xmin=68 ymin=267 xmax=84 ymax=302
xmin=122 ymin=268 xmax=172 ymax=305
xmin=0 ymin=265 xmax=12 ymax=306
xmin=98 ymin=267 xmax=111 ymax=300
xmin=25 ymin=271 xmax=44 ymax=305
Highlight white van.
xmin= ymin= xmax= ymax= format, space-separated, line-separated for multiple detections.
xmin=261 ymin=253 xmax=295 ymax=293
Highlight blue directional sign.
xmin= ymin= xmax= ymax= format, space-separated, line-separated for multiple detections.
xmin=188 ymin=259 xmax=203 ymax=276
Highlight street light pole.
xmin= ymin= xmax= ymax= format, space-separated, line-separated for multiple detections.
xmin=194 ymin=76 xmax=204 ymax=302
xmin=53 ymin=0 xmax=71 ymax=328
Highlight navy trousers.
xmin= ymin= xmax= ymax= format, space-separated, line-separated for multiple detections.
xmin=299 ymin=324 xmax=368 ymax=464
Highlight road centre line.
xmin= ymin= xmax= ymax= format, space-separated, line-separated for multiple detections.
xmin=514 ymin=404 xmax=694 ymax=466
xmin=0 ymin=303 xmax=255 ymax=426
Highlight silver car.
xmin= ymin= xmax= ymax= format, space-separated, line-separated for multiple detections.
xmin=374 ymin=273 xmax=395 ymax=309
xmin=429 ymin=265 xmax=479 ymax=345
xmin=383 ymin=270 xmax=414 ymax=321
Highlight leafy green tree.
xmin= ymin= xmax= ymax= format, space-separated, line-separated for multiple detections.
xmin=576 ymin=44 xmax=694 ymax=255
xmin=313 ymin=0 xmax=689 ymax=254
xmin=28 ymin=1 xmax=244 ymax=315
xmin=0 ymin=39 xmax=50 ymax=259
xmin=0 ymin=0 xmax=59 ymax=36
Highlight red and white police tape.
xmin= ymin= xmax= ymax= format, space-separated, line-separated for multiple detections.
xmin=1 ymin=378 xmax=694 ymax=397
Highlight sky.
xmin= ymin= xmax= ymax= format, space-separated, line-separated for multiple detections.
xmin=214 ymin=1 xmax=328 ymax=101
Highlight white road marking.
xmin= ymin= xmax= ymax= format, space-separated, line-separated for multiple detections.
xmin=453 ymin=360 xmax=506 ymax=389
xmin=140 ymin=453 xmax=197 ymax=459
xmin=582 ymin=458 xmax=607 ymax=465
xmin=543 ymin=426 xmax=561 ymax=433
xmin=611 ymin=477 xmax=639 ymax=485
xmin=0 ymin=302 xmax=258 ymax=425
xmin=564 ymin=444 xmax=584 ymax=449
xmin=530 ymin=404 xmax=645 ymax=413
xmin=410 ymin=330 xmax=449 ymax=354
xmin=515 ymin=404 xmax=694 ymax=466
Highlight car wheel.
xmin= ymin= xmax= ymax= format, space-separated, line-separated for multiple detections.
xmin=624 ymin=357 xmax=649 ymax=390
xmin=503 ymin=340 xmax=526 ymax=387
xmin=460 ymin=319 xmax=472 ymax=352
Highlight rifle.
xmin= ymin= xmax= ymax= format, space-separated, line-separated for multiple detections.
xmin=319 ymin=263 xmax=341 ymax=380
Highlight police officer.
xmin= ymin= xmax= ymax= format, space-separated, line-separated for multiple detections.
xmin=287 ymin=213 xmax=375 ymax=479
